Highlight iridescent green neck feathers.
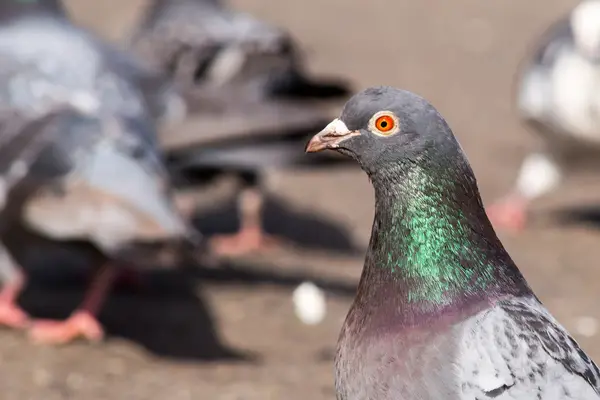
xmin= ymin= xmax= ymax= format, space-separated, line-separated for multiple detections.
xmin=364 ymin=160 xmax=525 ymax=312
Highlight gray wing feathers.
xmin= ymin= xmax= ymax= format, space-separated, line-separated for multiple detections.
xmin=502 ymin=299 xmax=600 ymax=388
xmin=458 ymin=297 xmax=600 ymax=399
xmin=0 ymin=110 xmax=71 ymax=195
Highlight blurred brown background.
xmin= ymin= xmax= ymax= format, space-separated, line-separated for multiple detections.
xmin=2 ymin=0 xmax=600 ymax=399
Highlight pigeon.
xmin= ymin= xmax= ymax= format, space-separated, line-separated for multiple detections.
xmin=128 ymin=0 xmax=353 ymax=257
xmin=127 ymin=0 xmax=348 ymax=98
xmin=0 ymin=0 xmax=199 ymax=345
xmin=306 ymin=86 xmax=600 ymax=399
xmin=487 ymin=0 xmax=600 ymax=232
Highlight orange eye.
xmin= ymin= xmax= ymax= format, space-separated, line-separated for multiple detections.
xmin=374 ymin=115 xmax=395 ymax=133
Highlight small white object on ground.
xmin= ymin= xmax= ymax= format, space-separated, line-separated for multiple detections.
xmin=293 ymin=281 xmax=326 ymax=325
xmin=574 ymin=316 xmax=598 ymax=338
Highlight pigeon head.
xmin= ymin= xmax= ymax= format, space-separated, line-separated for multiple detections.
xmin=571 ymin=0 xmax=600 ymax=61
xmin=306 ymin=86 xmax=465 ymax=179
xmin=307 ymin=86 xmax=527 ymax=317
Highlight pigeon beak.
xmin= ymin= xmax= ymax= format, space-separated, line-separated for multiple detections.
xmin=305 ymin=118 xmax=360 ymax=153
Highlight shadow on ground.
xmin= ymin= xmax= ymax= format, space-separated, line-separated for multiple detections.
xmin=549 ymin=204 xmax=600 ymax=230
xmin=186 ymin=261 xmax=357 ymax=297
xmin=19 ymin=269 xmax=250 ymax=362
xmin=15 ymin=252 xmax=356 ymax=362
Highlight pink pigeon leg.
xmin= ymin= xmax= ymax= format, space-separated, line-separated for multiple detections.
xmin=486 ymin=193 xmax=529 ymax=232
xmin=487 ymin=152 xmax=562 ymax=232
xmin=29 ymin=264 xmax=116 ymax=345
xmin=210 ymin=187 xmax=282 ymax=256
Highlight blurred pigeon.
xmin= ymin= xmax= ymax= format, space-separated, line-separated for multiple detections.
xmin=128 ymin=0 xmax=349 ymax=99
xmin=306 ymin=86 xmax=600 ymax=399
xmin=488 ymin=0 xmax=600 ymax=231
xmin=128 ymin=0 xmax=353 ymax=257
xmin=0 ymin=0 xmax=199 ymax=345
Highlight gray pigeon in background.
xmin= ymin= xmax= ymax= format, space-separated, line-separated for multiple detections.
xmin=127 ymin=0 xmax=348 ymax=99
xmin=127 ymin=0 xmax=353 ymax=257
xmin=487 ymin=0 xmax=600 ymax=232
xmin=0 ymin=0 xmax=199 ymax=345
xmin=306 ymin=86 xmax=600 ymax=399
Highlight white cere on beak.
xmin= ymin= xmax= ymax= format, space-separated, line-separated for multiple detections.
xmin=515 ymin=152 xmax=562 ymax=200
xmin=320 ymin=118 xmax=351 ymax=137
xmin=293 ymin=281 xmax=326 ymax=325
xmin=571 ymin=0 xmax=600 ymax=59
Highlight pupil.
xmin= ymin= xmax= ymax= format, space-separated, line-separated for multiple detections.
xmin=381 ymin=121 xmax=387 ymax=127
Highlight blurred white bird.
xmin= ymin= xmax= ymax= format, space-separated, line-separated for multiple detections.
xmin=487 ymin=0 xmax=600 ymax=231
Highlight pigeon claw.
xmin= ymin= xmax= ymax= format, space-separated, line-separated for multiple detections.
xmin=486 ymin=197 xmax=528 ymax=232
xmin=28 ymin=311 xmax=104 ymax=345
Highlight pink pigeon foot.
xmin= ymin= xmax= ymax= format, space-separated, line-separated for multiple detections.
xmin=29 ymin=311 xmax=104 ymax=345
xmin=486 ymin=195 xmax=528 ymax=232
xmin=28 ymin=264 xmax=115 ymax=345
xmin=210 ymin=226 xmax=282 ymax=257
xmin=0 ymin=275 xmax=30 ymax=329
xmin=0 ymin=298 xmax=29 ymax=329
xmin=211 ymin=185 xmax=284 ymax=256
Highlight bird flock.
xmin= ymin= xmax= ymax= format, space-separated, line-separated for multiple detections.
xmin=1 ymin=0 xmax=600 ymax=399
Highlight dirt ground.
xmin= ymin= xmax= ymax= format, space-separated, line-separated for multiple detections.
xmin=2 ymin=0 xmax=600 ymax=399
